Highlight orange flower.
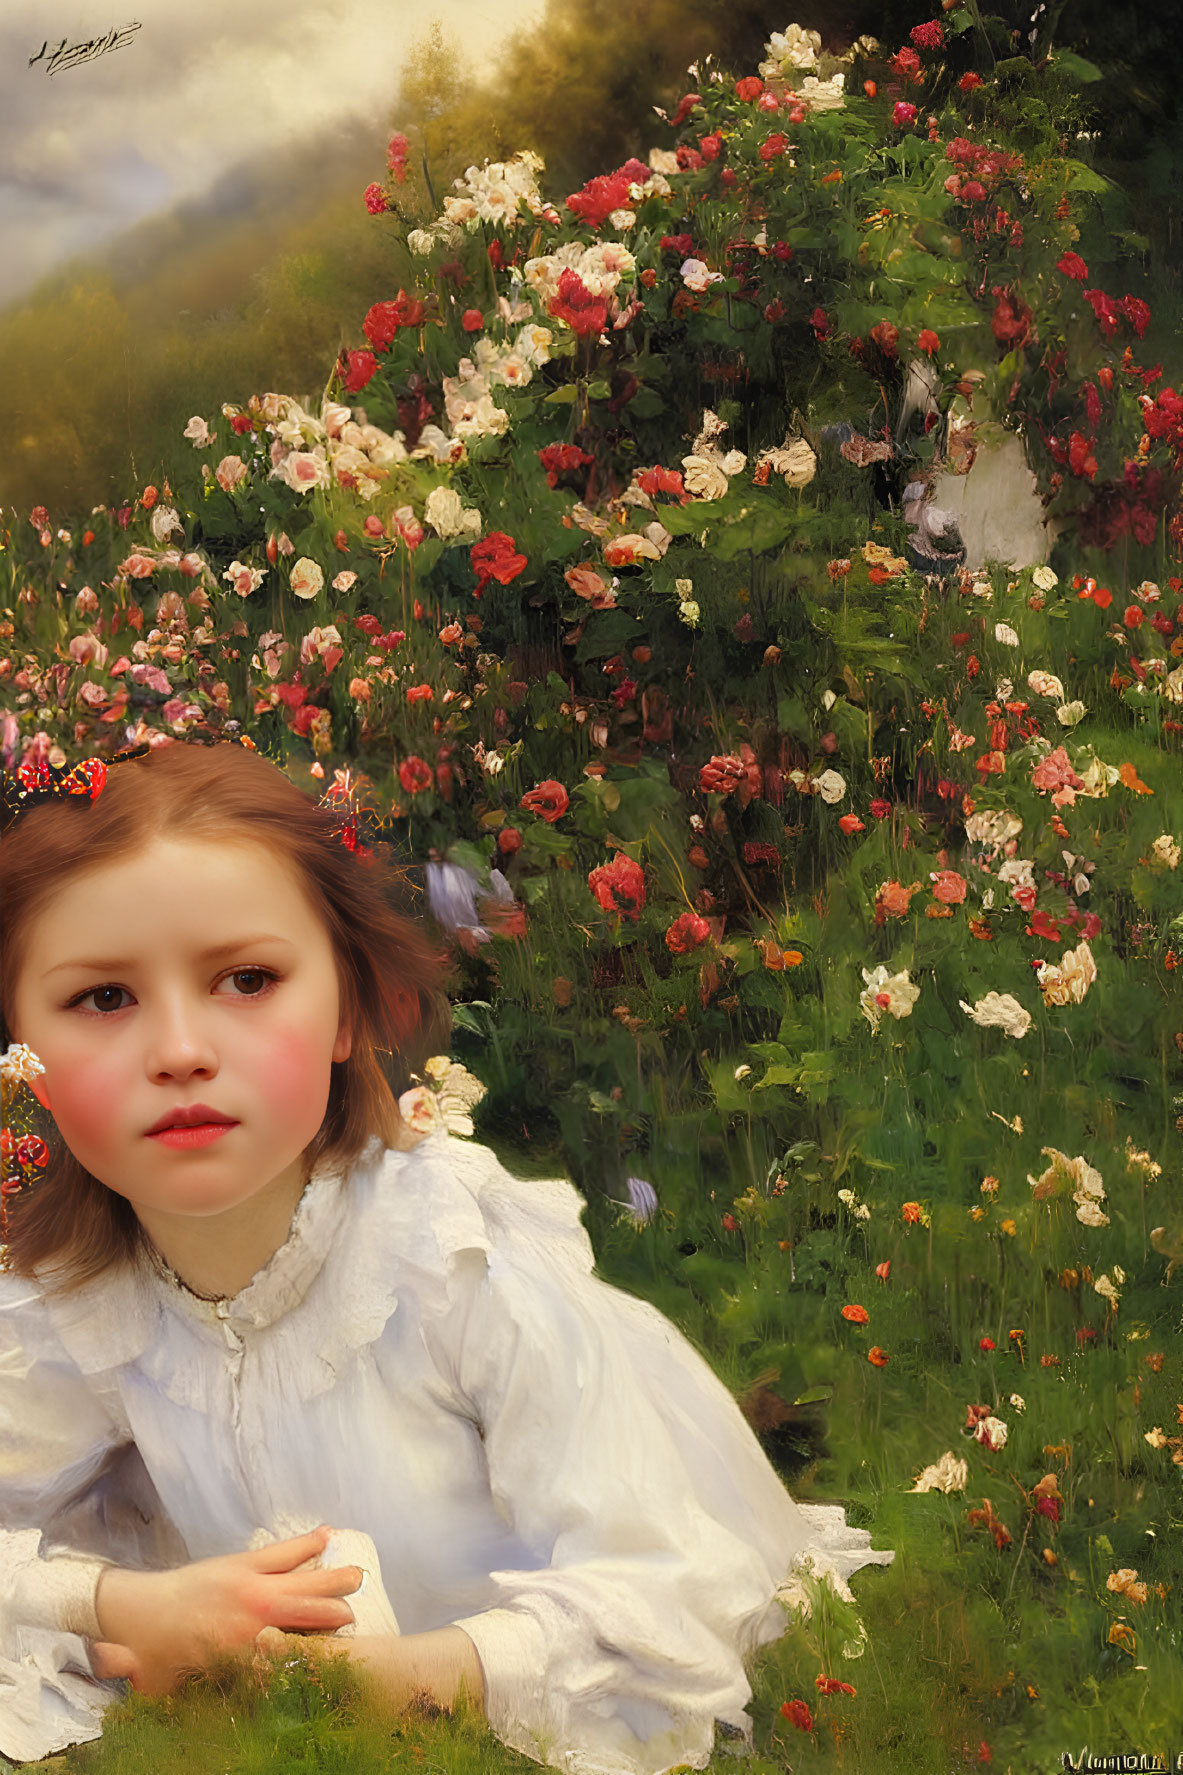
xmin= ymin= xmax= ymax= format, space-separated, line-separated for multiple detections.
xmin=875 ymin=1260 xmax=891 ymax=1281
xmin=841 ymin=1304 xmax=870 ymax=1325
xmin=1120 ymin=761 xmax=1153 ymax=795
xmin=901 ymin=1201 xmax=924 ymax=1224
xmin=867 ymin=1346 xmax=889 ymax=1366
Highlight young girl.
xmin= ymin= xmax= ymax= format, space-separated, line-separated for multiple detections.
xmin=0 ymin=739 xmax=892 ymax=1775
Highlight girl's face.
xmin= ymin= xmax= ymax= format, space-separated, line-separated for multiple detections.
xmin=8 ymin=835 xmax=352 ymax=1236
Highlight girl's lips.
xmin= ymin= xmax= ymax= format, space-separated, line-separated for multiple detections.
xmin=148 ymin=1122 xmax=238 ymax=1150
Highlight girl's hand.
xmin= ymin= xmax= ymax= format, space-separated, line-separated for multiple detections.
xmin=91 ymin=1526 xmax=363 ymax=1698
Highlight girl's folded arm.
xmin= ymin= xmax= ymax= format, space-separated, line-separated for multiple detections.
xmin=0 ymin=1277 xmax=132 ymax=1763
xmin=429 ymin=1178 xmax=801 ymax=1775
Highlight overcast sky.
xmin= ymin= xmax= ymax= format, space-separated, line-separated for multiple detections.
xmin=0 ymin=0 xmax=544 ymax=306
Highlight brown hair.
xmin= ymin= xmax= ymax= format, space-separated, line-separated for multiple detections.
xmin=0 ymin=740 xmax=453 ymax=1296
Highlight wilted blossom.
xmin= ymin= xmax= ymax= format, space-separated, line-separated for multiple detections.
xmin=0 ymin=1042 xmax=46 ymax=1088
xmin=959 ymin=993 xmax=1032 ymax=1039
xmin=909 ymin=1451 xmax=968 ymax=1494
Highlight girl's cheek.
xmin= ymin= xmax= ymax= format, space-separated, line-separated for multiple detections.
xmin=257 ymin=1030 xmax=336 ymax=1120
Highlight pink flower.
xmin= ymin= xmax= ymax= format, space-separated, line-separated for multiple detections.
xmin=893 ymin=101 xmax=918 ymax=127
xmin=910 ymin=19 xmax=945 ymax=49
xmin=363 ymin=183 xmax=388 ymax=215
xmin=214 ymin=454 xmax=247 ymax=493
xmin=665 ymin=911 xmax=711 ymax=954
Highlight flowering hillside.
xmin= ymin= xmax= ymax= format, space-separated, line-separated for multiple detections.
xmin=3 ymin=8 xmax=1183 ymax=1769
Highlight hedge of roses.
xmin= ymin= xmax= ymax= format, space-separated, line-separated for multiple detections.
xmin=3 ymin=9 xmax=1183 ymax=1759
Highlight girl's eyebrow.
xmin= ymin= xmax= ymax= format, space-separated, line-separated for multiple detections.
xmin=45 ymin=936 xmax=295 ymax=977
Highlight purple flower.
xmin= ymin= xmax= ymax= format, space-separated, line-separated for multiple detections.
xmin=620 ymin=1175 xmax=658 ymax=1226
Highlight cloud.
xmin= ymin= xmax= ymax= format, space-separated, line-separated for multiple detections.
xmin=0 ymin=0 xmax=543 ymax=303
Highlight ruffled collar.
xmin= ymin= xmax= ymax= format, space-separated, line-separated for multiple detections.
xmin=142 ymin=1156 xmax=351 ymax=1335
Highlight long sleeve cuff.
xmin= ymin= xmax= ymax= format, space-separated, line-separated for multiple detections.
xmin=450 ymin=1604 xmax=547 ymax=1715
xmin=8 ymin=1553 xmax=112 ymax=1640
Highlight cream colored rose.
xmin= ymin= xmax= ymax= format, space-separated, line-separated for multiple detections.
xmin=994 ymin=622 xmax=1020 ymax=647
xmin=681 ymin=454 xmax=730 ymax=501
xmin=183 ymin=414 xmax=215 ymax=448
xmin=1056 ymin=700 xmax=1086 ymax=727
xmin=1152 ymin=834 xmax=1181 ymax=869
xmin=1027 ymin=669 xmax=1065 ymax=700
xmin=814 ymin=769 xmax=846 ymax=804
xmin=1031 ymin=565 xmax=1058 ymax=591
xmin=760 ymin=438 xmax=817 ymax=488
xmin=272 ymin=449 xmax=330 ymax=494
xmin=289 ymin=558 xmax=324 ymax=601
xmin=425 ymin=486 xmax=482 ymax=540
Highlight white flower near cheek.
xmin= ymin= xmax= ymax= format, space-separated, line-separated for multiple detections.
xmin=0 ymin=1042 xmax=46 ymax=1088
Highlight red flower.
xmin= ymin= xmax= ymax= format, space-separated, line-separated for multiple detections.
xmin=1119 ymin=294 xmax=1152 ymax=339
xmin=340 ymin=349 xmax=379 ymax=395
xmin=875 ymin=1260 xmax=891 ymax=1281
xmin=892 ymin=101 xmax=918 ymax=128
xmin=867 ymin=1346 xmax=889 ymax=1367
xmin=363 ymin=292 xmax=425 ymax=351
xmin=991 ymin=288 xmax=1034 ymax=350
xmin=1026 ymin=909 xmax=1062 ymax=943
xmin=841 ymin=1304 xmax=870 ymax=1325
xmin=666 ymin=911 xmax=711 ymax=954
xmin=1068 ymin=431 xmax=1098 ymax=481
xmin=406 ymin=684 xmax=433 ymax=704
xmin=780 ymin=1700 xmax=814 ymax=1731
xmin=759 ymin=132 xmax=788 ymax=162
xmin=548 ymin=267 xmax=609 ymax=337
xmin=889 ymin=46 xmax=922 ymax=81
xmin=870 ymin=320 xmax=900 ymax=358
xmin=735 ymin=76 xmax=764 ymax=101
xmin=910 ymin=19 xmax=945 ymax=49
xmin=497 ymin=827 xmax=523 ymax=856
xmin=1084 ymin=288 xmax=1120 ymax=340
xmin=387 ymin=132 xmax=409 ymax=173
xmin=870 ymin=798 xmax=892 ymax=819
xmin=916 ymin=328 xmax=941 ymax=356
xmin=742 ymin=840 xmax=780 ymax=866
xmin=839 ymin=813 xmax=865 ymax=834
xmin=566 ymin=165 xmax=636 ymax=230
xmin=811 ymin=307 xmax=834 ymax=340
xmin=1056 ymin=251 xmax=1089 ymax=282
xmin=520 ymin=780 xmax=570 ymax=823
xmin=588 ymin=854 xmax=647 ymax=921
xmin=959 ymin=71 xmax=983 ymax=93
xmin=816 ymin=1675 xmax=858 ymax=1697
xmin=1124 ymin=603 xmax=1145 ymax=628
xmin=539 ymin=443 xmax=595 ymax=489
xmin=471 ymin=532 xmax=527 ymax=592
xmin=363 ymin=183 xmax=388 ymax=215
xmin=398 ymin=756 xmax=433 ymax=795
xmin=461 ymin=309 xmax=484 ymax=332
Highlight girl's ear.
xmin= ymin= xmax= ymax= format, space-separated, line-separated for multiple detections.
xmin=28 ymin=1075 xmax=52 ymax=1114
xmin=332 ymin=1019 xmax=352 ymax=1065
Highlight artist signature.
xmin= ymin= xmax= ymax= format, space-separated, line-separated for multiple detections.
xmin=1061 ymin=1752 xmax=1182 ymax=1772
xmin=29 ymin=22 xmax=141 ymax=76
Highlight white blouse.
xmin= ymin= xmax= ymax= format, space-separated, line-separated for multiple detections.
xmin=0 ymin=1129 xmax=893 ymax=1774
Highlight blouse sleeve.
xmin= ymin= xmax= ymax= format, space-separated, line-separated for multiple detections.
xmin=0 ymin=1272 xmax=132 ymax=1765
xmin=431 ymin=1145 xmax=874 ymax=1775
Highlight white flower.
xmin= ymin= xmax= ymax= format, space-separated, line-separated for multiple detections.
xmin=271 ymin=448 xmax=331 ymax=494
xmin=1093 ymin=1272 xmax=1121 ymax=1308
xmin=1032 ymin=565 xmax=1058 ymax=591
xmin=1145 ymin=1427 xmax=1168 ymax=1449
xmin=994 ymin=622 xmax=1020 ymax=648
xmin=909 ymin=1451 xmax=968 ymax=1494
xmin=854 ymin=1204 xmax=871 ymax=1221
xmin=959 ymin=993 xmax=1032 ymax=1039
xmin=860 ymin=965 xmax=921 ymax=1031
xmin=1027 ymin=669 xmax=1065 ymax=700
xmin=408 ymin=228 xmax=437 ymax=256
xmin=813 ymin=769 xmax=846 ymax=804
xmin=734 ymin=1064 xmax=752 ymax=1080
xmin=1056 ymin=700 xmax=1087 ymax=727
xmin=798 ymin=71 xmax=846 ymax=110
xmin=678 ymin=600 xmax=700 ymax=628
xmin=0 ymin=1042 xmax=46 ymax=1088
xmin=648 ymin=147 xmax=680 ymax=176
xmin=332 ymin=571 xmax=359 ymax=594
xmin=680 ymin=258 xmax=725 ymax=293
xmin=1152 ymin=834 xmax=1181 ymax=869
xmin=837 ymin=1188 xmax=855 ymax=1206
xmin=424 ymin=485 xmax=483 ymax=540
xmin=183 ymin=415 xmax=214 ymax=448
xmin=289 ymin=558 xmax=324 ymax=601
xmin=1009 ymin=1394 xmax=1026 ymax=1414
xmin=1075 ymin=1198 xmax=1110 ymax=1227
xmin=977 ymin=1416 xmax=1008 ymax=1451
xmin=964 ymin=809 xmax=1023 ymax=853
xmin=765 ymin=24 xmax=821 ymax=70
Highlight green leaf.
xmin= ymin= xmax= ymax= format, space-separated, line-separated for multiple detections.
xmin=793 ymin=1385 xmax=834 ymax=1406
xmin=544 ymin=386 xmax=578 ymax=405
xmin=1051 ymin=48 xmax=1103 ymax=83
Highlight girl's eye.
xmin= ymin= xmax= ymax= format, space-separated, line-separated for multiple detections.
xmin=68 ymin=968 xmax=279 ymax=1016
